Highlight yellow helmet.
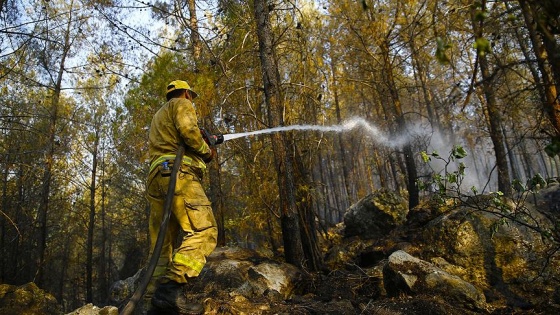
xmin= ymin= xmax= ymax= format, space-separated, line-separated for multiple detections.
xmin=166 ymin=80 xmax=198 ymax=99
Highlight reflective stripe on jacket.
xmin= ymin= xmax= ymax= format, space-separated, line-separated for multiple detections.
xmin=149 ymin=154 xmax=204 ymax=173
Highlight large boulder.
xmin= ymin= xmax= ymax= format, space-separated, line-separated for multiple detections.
xmin=417 ymin=193 xmax=560 ymax=310
xmin=343 ymin=190 xmax=408 ymax=239
xmin=243 ymin=261 xmax=300 ymax=299
xmin=383 ymin=250 xmax=487 ymax=311
xmin=0 ymin=282 xmax=61 ymax=315
xmin=107 ymin=247 xmax=302 ymax=314
xmin=194 ymin=247 xmax=301 ymax=301
xmin=533 ymin=181 xmax=560 ymax=219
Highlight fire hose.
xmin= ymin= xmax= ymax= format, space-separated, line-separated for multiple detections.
xmin=121 ymin=144 xmax=185 ymax=315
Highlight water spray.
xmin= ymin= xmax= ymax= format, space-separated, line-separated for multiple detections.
xmin=219 ymin=117 xmax=409 ymax=148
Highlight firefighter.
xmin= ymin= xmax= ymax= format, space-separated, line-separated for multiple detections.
xmin=145 ymin=80 xmax=218 ymax=314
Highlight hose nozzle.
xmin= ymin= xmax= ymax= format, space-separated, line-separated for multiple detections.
xmin=214 ymin=134 xmax=224 ymax=145
xmin=200 ymin=128 xmax=224 ymax=146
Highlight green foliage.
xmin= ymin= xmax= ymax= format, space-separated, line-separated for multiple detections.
xmin=544 ymin=136 xmax=560 ymax=157
xmin=474 ymin=37 xmax=492 ymax=56
xmin=435 ymin=37 xmax=452 ymax=64
xmin=474 ymin=9 xmax=488 ymax=22
xmin=452 ymin=146 xmax=467 ymax=159
xmin=419 ymin=146 xmax=559 ymax=247
xmin=417 ymin=145 xmax=468 ymax=203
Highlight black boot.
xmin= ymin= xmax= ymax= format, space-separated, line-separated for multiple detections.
xmin=151 ymin=281 xmax=204 ymax=315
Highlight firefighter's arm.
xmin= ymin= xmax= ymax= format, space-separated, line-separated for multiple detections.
xmin=174 ymin=99 xmax=212 ymax=160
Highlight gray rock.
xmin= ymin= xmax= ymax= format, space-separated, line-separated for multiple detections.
xmin=0 ymin=283 xmax=62 ymax=315
xmin=246 ymin=262 xmax=300 ymax=299
xmin=418 ymin=194 xmax=560 ymax=309
xmin=65 ymin=303 xmax=118 ymax=315
xmin=109 ymin=268 xmax=142 ymax=305
xmin=343 ymin=190 xmax=408 ymax=239
xmin=383 ymin=250 xmax=487 ymax=311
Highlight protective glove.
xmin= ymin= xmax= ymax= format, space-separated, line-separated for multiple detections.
xmin=200 ymin=128 xmax=214 ymax=146
xmin=203 ymin=147 xmax=217 ymax=163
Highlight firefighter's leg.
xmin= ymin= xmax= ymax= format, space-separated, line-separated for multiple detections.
xmin=165 ymin=166 xmax=218 ymax=283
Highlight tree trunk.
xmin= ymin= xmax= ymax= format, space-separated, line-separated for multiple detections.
xmin=99 ymin=171 xmax=108 ymax=303
xmin=253 ymin=0 xmax=304 ymax=267
xmin=0 ymin=155 xmax=9 ymax=281
xmin=87 ymin=129 xmax=99 ymax=303
xmin=379 ymin=39 xmax=419 ymax=209
xmin=57 ymin=234 xmax=71 ymax=303
xmin=408 ymin=34 xmax=442 ymax=134
xmin=329 ymin=55 xmax=352 ymax=203
xmin=518 ymin=0 xmax=560 ymax=137
xmin=201 ymin=119 xmax=226 ymax=246
xmin=35 ymin=0 xmax=74 ymax=286
xmin=470 ymin=1 xmax=512 ymax=196
xmin=187 ymin=0 xmax=226 ymax=247
xmin=293 ymin=146 xmax=323 ymax=271
xmin=187 ymin=0 xmax=202 ymax=60
xmin=36 ymin=51 xmax=66 ymax=288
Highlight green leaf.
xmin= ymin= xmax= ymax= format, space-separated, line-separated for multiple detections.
xmin=471 ymin=186 xmax=478 ymax=194
xmin=544 ymin=136 xmax=560 ymax=157
xmin=528 ymin=174 xmax=547 ymax=190
xmin=474 ymin=10 xmax=487 ymax=22
xmin=452 ymin=146 xmax=467 ymax=159
xmin=512 ymin=179 xmax=525 ymax=192
xmin=448 ymin=173 xmax=457 ymax=184
xmin=458 ymin=162 xmax=466 ymax=175
xmin=474 ymin=37 xmax=492 ymax=56
xmin=435 ymin=37 xmax=451 ymax=64
xmin=421 ymin=151 xmax=431 ymax=163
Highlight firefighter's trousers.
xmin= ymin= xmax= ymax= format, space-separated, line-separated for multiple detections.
xmin=146 ymin=163 xmax=217 ymax=291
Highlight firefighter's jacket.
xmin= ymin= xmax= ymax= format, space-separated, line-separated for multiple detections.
xmin=148 ymin=97 xmax=212 ymax=170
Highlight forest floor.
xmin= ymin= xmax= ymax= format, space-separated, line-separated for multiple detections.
xmin=172 ymin=263 xmax=548 ymax=315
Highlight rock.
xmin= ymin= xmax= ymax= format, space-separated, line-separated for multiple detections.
xmin=534 ymin=182 xmax=560 ymax=218
xmin=418 ymin=197 xmax=560 ymax=309
xmin=95 ymin=186 xmax=560 ymax=315
xmin=0 ymin=282 xmax=62 ymax=315
xmin=204 ymin=247 xmax=301 ymax=301
xmin=207 ymin=258 xmax=254 ymax=288
xmin=65 ymin=303 xmax=118 ymax=315
xmin=208 ymin=246 xmax=264 ymax=261
xmin=108 ymin=246 xmax=302 ymax=314
xmin=226 ymin=261 xmax=301 ymax=301
xmin=109 ymin=268 xmax=142 ymax=305
xmin=246 ymin=262 xmax=300 ymax=299
xmin=383 ymin=250 xmax=487 ymax=311
xmin=343 ymin=190 xmax=408 ymax=239
xmin=324 ymin=237 xmax=376 ymax=270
